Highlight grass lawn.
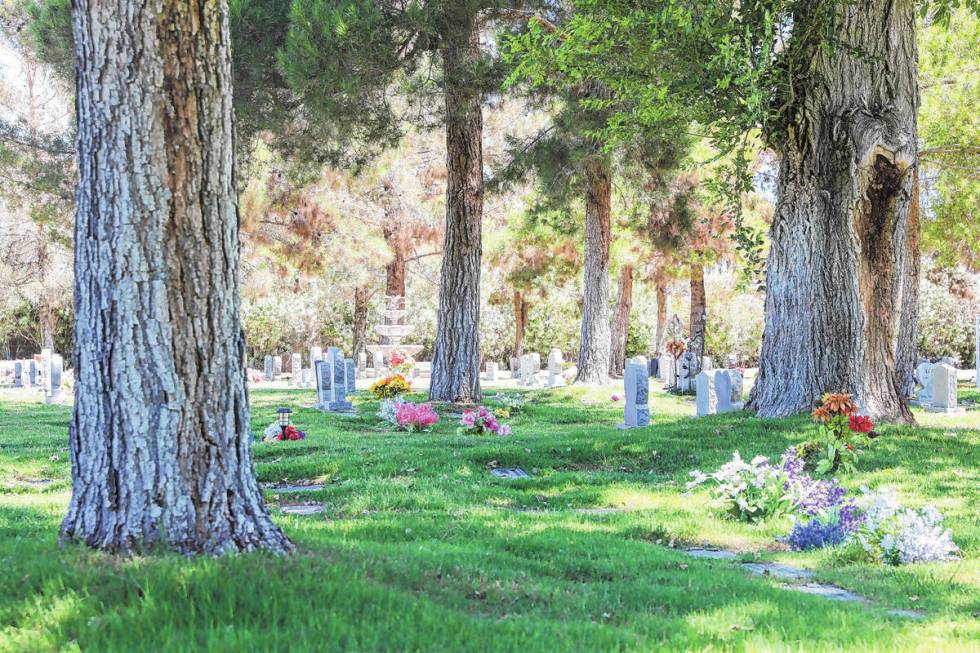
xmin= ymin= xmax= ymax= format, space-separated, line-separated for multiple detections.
xmin=1 ymin=381 xmax=977 ymax=652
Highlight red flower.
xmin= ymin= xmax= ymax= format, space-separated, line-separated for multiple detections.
xmin=846 ymin=443 xmax=855 ymax=452
xmin=848 ymin=415 xmax=873 ymax=434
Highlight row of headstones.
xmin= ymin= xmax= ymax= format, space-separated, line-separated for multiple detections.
xmin=505 ymin=349 xmax=568 ymax=387
xmin=265 ymin=349 xmax=432 ymax=387
xmin=695 ymin=369 xmax=745 ymax=417
xmin=913 ymin=360 xmax=964 ymax=415
xmin=656 ymin=353 xmax=721 ymax=391
xmin=11 ymin=349 xmax=65 ymax=404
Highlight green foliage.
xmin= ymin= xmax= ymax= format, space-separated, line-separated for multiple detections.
xmin=916 ymin=269 xmax=978 ymax=365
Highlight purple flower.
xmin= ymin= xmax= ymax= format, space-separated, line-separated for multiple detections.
xmin=785 ymin=517 xmax=847 ymax=551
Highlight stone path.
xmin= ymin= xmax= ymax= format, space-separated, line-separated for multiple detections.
xmin=265 ymin=483 xmax=324 ymax=493
xmin=281 ymin=504 xmax=325 ymax=516
xmin=685 ymin=548 xmax=924 ymax=619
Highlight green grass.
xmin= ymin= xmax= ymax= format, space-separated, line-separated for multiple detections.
xmin=1 ymin=381 xmax=978 ymax=652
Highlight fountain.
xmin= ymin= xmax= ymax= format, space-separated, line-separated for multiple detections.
xmin=366 ymin=296 xmax=423 ymax=372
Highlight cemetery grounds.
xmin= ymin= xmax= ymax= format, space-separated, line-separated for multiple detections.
xmin=0 ymin=381 xmax=977 ymax=652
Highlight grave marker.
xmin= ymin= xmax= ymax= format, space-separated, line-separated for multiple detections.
xmin=925 ymin=363 xmax=965 ymax=415
xmin=547 ymin=348 xmax=565 ymax=387
xmin=263 ymin=355 xmax=274 ymax=381
xmin=914 ymin=361 xmax=934 ymax=406
xmin=715 ymin=369 xmax=733 ymax=413
xmin=695 ymin=370 xmax=716 ymax=416
xmin=315 ymin=347 xmax=352 ymax=411
xmin=485 ymin=361 xmax=498 ymax=381
xmin=290 ymin=353 xmax=302 ymax=386
xmin=618 ymin=356 xmax=650 ymax=428
xmin=46 ymin=354 xmax=64 ymax=404
xmin=345 ymin=358 xmax=356 ymax=395
xmin=13 ymin=361 xmax=22 ymax=388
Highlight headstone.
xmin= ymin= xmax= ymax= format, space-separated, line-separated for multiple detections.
xmin=13 ymin=361 xmax=23 ymax=387
xmin=485 ymin=361 xmax=498 ymax=381
xmin=521 ymin=353 xmax=541 ymax=386
xmin=702 ymin=356 xmax=713 ymax=371
xmin=695 ymin=370 xmax=716 ymax=417
xmin=272 ymin=355 xmax=283 ymax=379
xmin=27 ymin=360 xmax=36 ymax=386
xmin=290 ymin=353 xmax=302 ymax=386
xmin=263 ymin=355 xmax=274 ymax=381
xmin=345 ymin=358 xmax=356 ymax=395
xmin=648 ymin=357 xmax=659 ymax=378
xmin=619 ymin=356 xmax=650 ymax=428
xmin=372 ymin=350 xmax=384 ymax=376
xmin=714 ymin=369 xmax=733 ymax=413
xmin=315 ymin=347 xmax=352 ymax=411
xmin=726 ymin=353 xmax=738 ymax=369
xmin=490 ymin=468 xmax=532 ymax=479
xmin=925 ymin=363 xmax=964 ymax=414
xmin=914 ymin=361 xmax=934 ymax=406
xmin=678 ymin=352 xmax=697 ymax=391
xmin=658 ymin=354 xmax=673 ymax=383
xmin=41 ymin=348 xmax=51 ymax=394
xmin=547 ymin=348 xmax=565 ymax=387
xmin=358 ymin=351 xmax=367 ymax=377
xmin=510 ymin=356 xmax=520 ymax=380
xmin=301 ymin=368 xmax=313 ymax=386
xmin=728 ymin=368 xmax=744 ymax=404
xmin=45 ymin=354 xmax=64 ymax=404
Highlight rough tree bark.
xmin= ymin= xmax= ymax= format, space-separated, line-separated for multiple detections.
xmin=62 ymin=0 xmax=291 ymax=554
xmin=748 ymin=0 xmax=918 ymax=423
xmin=609 ymin=264 xmax=633 ymax=377
xmin=575 ymin=158 xmax=612 ymax=385
xmin=895 ymin=174 xmax=920 ymax=397
xmin=513 ymin=290 xmax=528 ymax=358
xmin=654 ymin=280 xmax=668 ymax=355
xmin=429 ymin=19 xmax=483 ymax=403
xmin=352 ymin=285 xmax=369 ymax=357
xmin=689 ymin=262 xmax=706 ymax=376
xmin=383 ymin=221 xmax=407 ymax=300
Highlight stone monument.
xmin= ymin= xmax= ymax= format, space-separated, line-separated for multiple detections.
xmin=315 ymin=347 xmax=353 ymax=411
xmin=618 ymin=356 xmax=650 ymax=428
xmin=926 ymin=363 xmax=965 ymax=415
xmin=547 ymin=348 xmax=565 ymax=387
xmin=46 ymin=354 xmax=64 ymax=404
xmin=695 ymin=370 xmax=716 ymax=417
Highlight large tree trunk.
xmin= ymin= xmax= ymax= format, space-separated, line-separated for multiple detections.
xmin=63 ymin=0 xmax=291 ymax=554
xmin=609 ymin=264 xmax=633 ymax=377
xmin=352 ymin=285 xmax=369 ymax=356
xmin=689 ymin=262 xmax=706 ymax=375
xmin=513 ymin=289 xmax=528 ymax=358
xmin=748 ymin=0 xmax=917 ymax=423
xmin=575 ymin=158 xmax=612 ymax=384
xmin=654 ymin=279 xmax=668 ymax=355
xmin=429 ymin=19 xmax=483 ymax=403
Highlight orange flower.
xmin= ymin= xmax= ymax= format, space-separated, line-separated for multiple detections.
xmin=822 ymin=393 xmax=858 ymax=416
xmin=811 ymin=405 xmax=832 ymax=423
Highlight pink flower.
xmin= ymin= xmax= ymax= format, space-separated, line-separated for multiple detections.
xmin=611 ymin=394 xmax=622 ymax=402
xmin=497 ymin=424 xmax=511 ymax=436
xmin=460 ymin=410 xmax=476 ymax=428
xmin=396 ymin=402 xmax=439 ymax=431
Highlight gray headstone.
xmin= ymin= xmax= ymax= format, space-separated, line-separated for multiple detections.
xmin=272 ymin=355 xmax=283 ymax=379
xmin=490 ymin=468 xmax=532 ymax=479
xmin=620 ymin=356 xmax=650 ymax=428
xmin=485 ymin=361 xmax=498 ymax=381
xmin=547 ymin=348 xmax=565 ymax=387
xmin=714 ymin=369 xmax=733 ymax=413
xmin=510 ymin=356 xmax=520 ymax=379
xmin=925 ymin=363 xmax=964 ymax=414
xmin=678 ymin=352 xmax=697 ymax=391
xmin=358 ymin=351 xmax=367 ymax=375
xmin=13 ymin=361 xmax=22 ymax=387
xmin=695 ymin=370 xmax=716 ymax=417
xmin=28 ymin=360 xmax=36 ymax=386
xmin=345 ymin=358 xmax=356 ymax=395
xmin=263 ymin=355 xmax=274 ymax=381
xmin=728 ymin=368 xmax=744 ymax=403
xmin=316 ymin=347 xmax=352 ymax=411
xmin=702 ymin=356 xmax=713 ymax=371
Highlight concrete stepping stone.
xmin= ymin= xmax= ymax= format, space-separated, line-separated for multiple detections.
xmin=490 ymin=468 xmax=532 ymax=479
xmin=267 ymin=484 xmax=324 ymax=493
xmin=281 ymin=504 xmax=324 ymax=516
xmin=683 ymin=547 xmax=923 ymax=619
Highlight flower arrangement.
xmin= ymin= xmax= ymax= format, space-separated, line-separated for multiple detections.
xmin=369 ymin=373 xmax=411 ymax=399
xmin=378 ymin=396 xmax=408 ymax=425
xmin=263 ymin=424 xmax=307 ymax=442
xmin=666 ymin=339 xmax=685 ymax=359
xmin=388 ymin=350 xmax=415 ymax=374
xmin=457 ymin=406 xmax=511 ymax=436
xmin=851 ymin=487 xmax=959 ymax=565
xmin=808 ymin=393 xmax=877 ymax=475
xmin=395 ymin=401 xmax=440 ymax=432
xmin=493 ymin=393 xmax=527 ymax=414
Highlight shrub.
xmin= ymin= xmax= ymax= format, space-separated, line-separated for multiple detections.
xmin=369 ymin=374 xmax=411 ymax=399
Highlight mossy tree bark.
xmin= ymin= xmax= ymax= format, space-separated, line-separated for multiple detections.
xmin=62 ymin=0 xmax=291 ymax=554
xmin=748 ymin=0 xmax=918 ymax=423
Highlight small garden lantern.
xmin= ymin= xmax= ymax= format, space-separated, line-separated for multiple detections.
xmin=276 ymin=407 xmax=293 ymax=439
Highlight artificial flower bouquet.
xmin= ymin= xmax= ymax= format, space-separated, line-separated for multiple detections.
xmin=808 ymin=393 xmax=877 ymax=475
xmin=369 ymin=373 xmax=412 ymax=400
xmin=457 ymin=406 xmax=511 ymax=436
xmin=395 ymin=401 xmax=440 ymax=432
xmin=263 ymin=424 xmax=307 ymax=442
xmin=388 ymin=350 xmax=415 ymax=375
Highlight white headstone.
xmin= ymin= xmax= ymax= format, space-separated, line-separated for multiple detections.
xmin=714 ymin=369 xmax=733 ymax=413
xmin=45 ymin=354 xmax=64 ymax=404
xmin=510 ymin=356 xmax=520 ymax=379
xmin=926 ymin=363 xmax=964 ymax=414
xmin=371 ymin=350 xmax=384 ymax=376
xmin=702 ymin=356 xmax=713 ymax=371
xmin=358 ymin=351 xmax=367 ymax=376
xmin=272 ymin=355 xmax=283 ymax=379
xmin=290 ymin=353 xmax=302 ymax=386
xmin=915 ymin=361 xmax=934 ymax=406
xmin=695 ymin=370 xmax=716 ymax=417
xmin=728 ymin=368 xmax=744 ymax=404
xmin=521 ymin=353 xmax=541 ymax=387
xmin=547 ymin=348 xmax=565 ymax=387
xmin=485 ymin=361 xmax=498 ymax=381
xmin=658 ymin=354 xmax=673 ymax=384
xmin=619 ymin=356 xmax=650 ymax=428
